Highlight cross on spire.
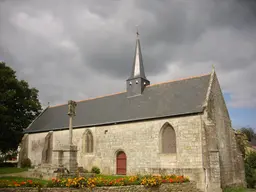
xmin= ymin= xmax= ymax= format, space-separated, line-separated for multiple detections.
xmin=136 ymin=25 xmax=139 ymax=38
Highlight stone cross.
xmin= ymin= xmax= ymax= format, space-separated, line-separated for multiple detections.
xmin=68 ymin=100 xmax=77 ymax=146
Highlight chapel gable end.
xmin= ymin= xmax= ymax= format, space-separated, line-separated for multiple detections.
xmin=205 ymin=70 xmax=230 ymax=123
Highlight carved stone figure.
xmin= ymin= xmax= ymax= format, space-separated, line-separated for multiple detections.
xmin=68 ymin=100 xmax=77 ymax=116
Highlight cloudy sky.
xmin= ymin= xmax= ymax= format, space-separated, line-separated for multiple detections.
xmin=0 ymin=0 xmax=255 ymax=129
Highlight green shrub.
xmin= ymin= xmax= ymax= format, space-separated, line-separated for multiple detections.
xmin=245 ymin=151 xmax=256 ymax=188
xmin=91 ymin=166 xmax=100 ymax=174
xmin=21 ymin=158 xmax=31 ymax=168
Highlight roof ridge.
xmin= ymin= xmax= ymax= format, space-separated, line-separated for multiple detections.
xmin=49 ymin=73 xmax=211 ymax=109
xmin=148 ymin=73 xmax=211 ymax=88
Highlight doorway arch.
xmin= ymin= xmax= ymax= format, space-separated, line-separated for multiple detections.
xmin=116 ymin=151 xmax=126 ymax=175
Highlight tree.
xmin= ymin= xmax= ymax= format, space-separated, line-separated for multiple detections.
xmin=240 ymin=127 xmax=256 ymax=142
xmin=0 ymin=62 xmax=42 ymax=153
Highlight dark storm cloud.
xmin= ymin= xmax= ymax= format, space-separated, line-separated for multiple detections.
xmin=0 ymin=0 xmax=255 ymax=108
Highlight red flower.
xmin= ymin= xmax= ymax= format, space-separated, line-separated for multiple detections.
xmin=27 ymin=180 xmax=33 ymax=184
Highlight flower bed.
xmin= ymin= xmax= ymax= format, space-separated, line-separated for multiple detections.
xmin=0 ymin=174 xmax=189 ymax=189
xmin=45 ymin=175 xmax=189 ymax=189
xmin=0 ymin=179 xmax=43 ymax=188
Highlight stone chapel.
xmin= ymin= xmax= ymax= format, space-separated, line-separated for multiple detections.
xmin=19 ymin=32 xmax=245 ymax=192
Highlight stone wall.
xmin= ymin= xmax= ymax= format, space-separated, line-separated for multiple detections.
xmin=0 ymin=182 xmax=202 ymax=192
xmin=28 ymin=115 xmax=205 ymax=190
xmin=202 ymin=120 xmax=222 ymax=192
xmin=28 ymin=132 xmax=48 ymax=166
xmin=18 ymin=134 xmax=29 ymax=168
xmin=203 ymin=71 xmax=245 ymax=189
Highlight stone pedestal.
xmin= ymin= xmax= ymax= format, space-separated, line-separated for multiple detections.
xmin=53 ymin=144 xmax=78 ymax=173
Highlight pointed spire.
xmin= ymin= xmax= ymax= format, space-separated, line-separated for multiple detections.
xmin=126 ymin=27 xmax=150 ymax=97
xmin=129 ymin=27 xmax=147 ymax=80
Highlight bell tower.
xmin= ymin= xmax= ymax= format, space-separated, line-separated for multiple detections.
xmin=126 ymin=29 xmax=150 ymax=97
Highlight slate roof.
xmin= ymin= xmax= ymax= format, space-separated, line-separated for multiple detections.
xmin=25 ymin=74 xmax=211 ymax=133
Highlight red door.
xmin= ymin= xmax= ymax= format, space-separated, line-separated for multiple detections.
xmin=116 ymin=151 xmax=126 ymax=175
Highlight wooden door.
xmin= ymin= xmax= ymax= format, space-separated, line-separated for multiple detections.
xmin=116 ymin=151 xmax=126 ymax=175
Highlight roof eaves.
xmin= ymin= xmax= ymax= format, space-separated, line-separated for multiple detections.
xmin=25 ymin=110 xmax=204 ymax=134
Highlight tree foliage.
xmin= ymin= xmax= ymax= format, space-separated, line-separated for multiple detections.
xmin=236 ymin=128 xmax=256 ymax=188
xmin=245 ymin=151 xmax=256 ymax=188
xmin=235 ymin=130 xmax=249 ymax=158
xmin=240 ymin=127 xmax=256 ymax=142
xmin=0 ymin=62 xmax=42 ymax=153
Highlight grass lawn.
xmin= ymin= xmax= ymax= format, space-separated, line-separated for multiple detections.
xmin=224 ymin=187 xmax=256 ymax=192
xmin=0 ymin=167 xmax=28 ymax=174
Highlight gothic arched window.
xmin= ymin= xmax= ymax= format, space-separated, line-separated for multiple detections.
xmin=161 ymin=123 xmax=176 ymax=154
xmin=83 ymin=130 xmax=93 ymax=153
